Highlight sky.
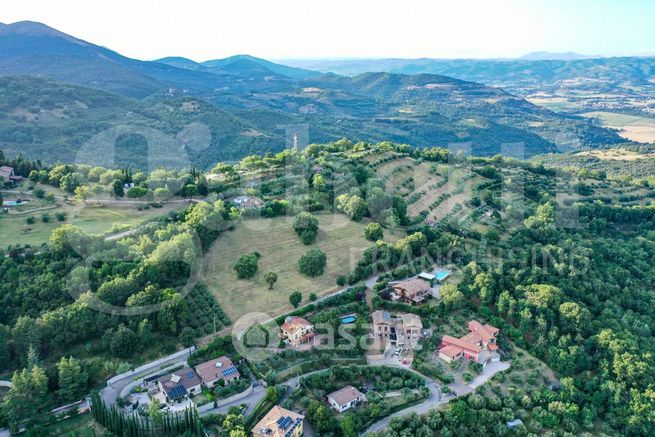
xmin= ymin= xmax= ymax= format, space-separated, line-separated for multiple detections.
xmin=2 ymin=0 xmax=654 ymax=61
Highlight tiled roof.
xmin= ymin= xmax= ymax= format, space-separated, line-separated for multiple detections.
xmin=468 ymin=320 xmax=498 ymax=342
xmin=281 ymin=316 xmax=312 ymax=334
xmin=393 ymin=278 xmax=431 ymax=297
xmin=401 ymin=313 xmax=423 ymax=329
xmin=158 ymin=367 xmax=201 ymax=392
xmin=372 ymin=310 xmax=391 ymax=325
xmin=440 ymin=335 xmax=481 ymax=353
xmin=252 ymin=405 xmax=304 ymax=437
xmin=439 ymin=345 xmax=463 ymax=358
xmin=328 ymin=385 xmax=366 ymax=406
xmin=195 ymin=356 xmax=240 ymax=383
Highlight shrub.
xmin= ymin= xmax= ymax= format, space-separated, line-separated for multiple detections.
xmin=298 ymin=248 xmax=327 ymax=277
xmin=289 ymin=291 xmax=302 ymax=308
xmin=234 ymin=252 xmax=259 ymax=279
xmin=364 ymin=222 xmax=384 ymax=241
xmin=293 ymin=212 xmax=319 ymax=245
xmin=26 ymin=216 xmax=36 ymax=225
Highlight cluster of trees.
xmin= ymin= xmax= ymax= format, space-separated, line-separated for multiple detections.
xmin=1 ymin=353 xmax=89 ymax=428
xmin=445 ymin=194 xmax=655 ymax=435
xmin=291 ymin=365 xmax=427 ymax=436
xmin=0 ymin=198 xmax=237 ymax=430
xmin=90 ymin=392 xmax=204 ymax=437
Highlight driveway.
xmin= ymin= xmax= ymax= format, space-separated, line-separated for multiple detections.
xmin=363 ymin=377 xmax=441 ymax=435
xmin=363 ymin=360 xmax=511 ymax=435
xmin=100 ymin=347 xmax=194 ymax=407
xmin=199 ymin=385 xmax=267 ymax=417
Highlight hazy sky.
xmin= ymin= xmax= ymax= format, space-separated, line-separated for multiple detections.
xmin=2 ymin=0 xmax=654 ymax=61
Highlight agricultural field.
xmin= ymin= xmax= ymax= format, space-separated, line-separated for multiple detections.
xmin=0 ymin=199 xmax=181 ymax=247
xmin=581 ymin=111 xmax=655 ymax=143
xmin=201 ymin=214 xmax=402 ymax=321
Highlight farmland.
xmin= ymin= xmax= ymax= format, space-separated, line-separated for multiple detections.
xmin=201 ymin=214 xmax=402 ymax=321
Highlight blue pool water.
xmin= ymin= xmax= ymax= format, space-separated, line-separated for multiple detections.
xmin=2 ymin=200 xmax=27 ymax=206
xmin=341 ymin=316 xmax=357 ymax=324
xmin=435 ymin=270 xmax=450 ymax=281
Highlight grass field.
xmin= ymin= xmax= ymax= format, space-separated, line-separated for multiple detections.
xmin=581 ymin=111 xmax=655 ymax=143
xmin=25 ymin=413 xmax=106 ymax=437
xmin=0 ymin=201 xmax=180 ymax=247
xmin=201 ymin=214 xmax=402 ymax=321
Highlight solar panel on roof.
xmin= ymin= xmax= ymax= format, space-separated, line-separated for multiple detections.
xmin=186 ymin=371 xmax=195 ymax=379
xmin=167 ymin=384 xmax=187 ymax=400
xmin=222 ymin=366 xmax=238 ymax=377
xmin=277 ymin=416 xmax=292 ymax=429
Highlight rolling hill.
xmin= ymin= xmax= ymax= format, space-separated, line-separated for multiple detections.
xmin=0 ymin=21 xmax=627 ymax=164
xmin=280 ymin=56 xmax=655 ymax=115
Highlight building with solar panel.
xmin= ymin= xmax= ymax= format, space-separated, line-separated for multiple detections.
xmin=194 ymin=355 xmax=241 ymax=388
xmin=252 ymin=405 xmax=304 ymax=437
xmin=156 ymin=367 xmax=202 ymax=404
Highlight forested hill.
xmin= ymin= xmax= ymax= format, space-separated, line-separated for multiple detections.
xmin=0 ymin=75 xmax=623 ymax=167
xmin=0 ymin=21 xmax=626 ymax=163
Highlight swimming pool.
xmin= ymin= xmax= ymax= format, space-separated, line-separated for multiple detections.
xmin=341 ymin=315 xmax=357 ymax=324
xmin=435 ymin=270 xmax=450 ymax=281
xmin=2 ymin=200 xmax=28 ymax=207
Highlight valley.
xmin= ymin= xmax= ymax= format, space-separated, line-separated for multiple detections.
xmin=1 ymin=5 xmax=655 ymax=436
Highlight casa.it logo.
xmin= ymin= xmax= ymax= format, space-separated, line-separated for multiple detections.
xmin=231 ymin=312 xmax=280 ymax=363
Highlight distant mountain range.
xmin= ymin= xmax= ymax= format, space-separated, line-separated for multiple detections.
xmin=278 ymin=56 xmax=655 ymax=96
xmin=0 ymin=21 xmax=627 ymax=166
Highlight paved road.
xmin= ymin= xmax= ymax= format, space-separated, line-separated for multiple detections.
xmin=362 ymin=360 xmax=510 ymax=435
xmin=199 ymin=385 xmax=267 ymax=417
xmin=100 ymin=348 xmax=194 ymax=407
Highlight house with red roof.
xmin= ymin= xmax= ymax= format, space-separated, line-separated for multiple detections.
xmin=437 ymin=320 xmax=500 ymax=363
xmin=281 ymin=316 xmax=315 ymax=347
xmin=194 ymin=355 xmax=240 ymax=388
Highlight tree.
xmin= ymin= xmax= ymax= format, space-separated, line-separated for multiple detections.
xmin=2 ymin=365 xmax=49 ymax=424
xmin=179 ymin=326 xmax=195 ymax=347
xmin=147 ymin=397 xmax=164 ymax=426
xmin=59 ymin=173 xmax=80 ymax=193
xmin=181 ymin=184 xmax=197 ymax=200
xmin=154 ymin=187 xmax=171 ymax=202
xmin=234 ymin=252 xmax=259 ymax=279
xmin=32 ymin=188 xmax=45 ymax=199
xmin=57 ymin=356 xmax=88 ymax=402
xmin=336 ymin=194 xmax=367 ymax=221
xmin=12 ymin=316 xmax=42 ymax=364
xmin=264 ymin=271 xmax=278 ymax=289
xmin=289 ymin=291 xmax=302 ymax=308
xmin=440 ymin=284 xmax=464 ymax=309
xmin=0 ymin=325 xmax=9 ymax=370
xmin=293 ymin=212 xmax=319 ymax=245
xmin=112 ymin=179 xmax=124 ymax=198
xmin=110 ymin=324 xmax=138 ymax=357
xmin=364 ymin=222 xmax=384 ymax=241
xmin=74 ymin=185 xmax=89 ymax=203
xmin=126 ymin=186 xmax=148 ymax=199
xmin=298 ymin=248 xmax=327 ymax=277
xmin=222 ymin=413 xmax=246 ymax=436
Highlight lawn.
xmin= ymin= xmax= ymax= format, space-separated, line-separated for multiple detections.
xmin=201 ymin=214 xmax=401 ymax=321
xmin=22 ymin=413 xmax=108 ymax=437
xmin=0 ymin=202 xmax=180 ymax=247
